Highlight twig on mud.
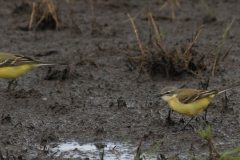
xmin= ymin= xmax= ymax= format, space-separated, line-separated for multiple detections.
xmin=222 ymin=31 xmax=240 ymax=61
xmin=14 ymin=122 xmax=22 ymax=127
xmin=85 ymin=59 xmax=99 ymax=68
xmin=212 ymin=20 xmax=234 ymax=76
xmin=127 ymin=13 xmax=148 ymax=77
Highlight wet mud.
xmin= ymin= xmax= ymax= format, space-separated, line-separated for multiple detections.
xmin=0 ymin=0 xmax=240 ymax=159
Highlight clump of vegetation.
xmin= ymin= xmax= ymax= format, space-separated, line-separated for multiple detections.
xmin=127 ymin=9 xmax=238 ymax=79
xmin=29 ymin=0 xmax=61 ymax=31
xmin=190 ymin=125 xmax=240 ymax=159
xmin=127 ymin=10 xmax=206 ymax=79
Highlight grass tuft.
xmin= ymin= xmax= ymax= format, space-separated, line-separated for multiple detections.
xmin=29 ymin=0 xmax=61 ymax=31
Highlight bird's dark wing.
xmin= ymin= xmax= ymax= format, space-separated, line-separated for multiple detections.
xmin=0 ymin=55 xmax=40 ymax=67
xmin=177 ymin=89 xmax=218 ymax=104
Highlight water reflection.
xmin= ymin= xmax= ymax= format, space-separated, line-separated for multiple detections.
xmin=49 ymin=141 xmax=134 ymax=159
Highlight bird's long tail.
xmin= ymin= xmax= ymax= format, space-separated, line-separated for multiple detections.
xmin=36 ymin=62 xmax=56 ymax=66
xmin=218 ymin=83 xmax=240 ymax=94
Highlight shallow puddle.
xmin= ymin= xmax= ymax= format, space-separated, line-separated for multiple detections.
xmin=49 ymin=141 xmax=136 ymax=159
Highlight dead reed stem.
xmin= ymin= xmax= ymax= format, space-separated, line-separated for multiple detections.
xmin=29 ymin=2 xmax=36 ymax=30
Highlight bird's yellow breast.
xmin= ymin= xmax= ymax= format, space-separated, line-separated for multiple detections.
xmin=0 ymin=64 xmax=36 ymax=79
xmin=168 ymin=95 xmax=216 ymax=116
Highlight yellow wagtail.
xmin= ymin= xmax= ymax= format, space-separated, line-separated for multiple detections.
xmin=0 ymin=52 xmax=55 ymax=90
xmin=159 ymin=83 xmax=240 ymax=130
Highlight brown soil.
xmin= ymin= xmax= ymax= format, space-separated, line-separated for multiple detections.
xmin=0 ymin=0 xmax=240 ymax=159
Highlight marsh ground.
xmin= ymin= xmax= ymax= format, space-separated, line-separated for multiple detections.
xmin=0 ymin=0 xmax=240 ymax=159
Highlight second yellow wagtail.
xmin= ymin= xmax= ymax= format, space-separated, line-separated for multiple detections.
xmin=0 ymin=52 xmax=55 ymax=91
xmin=159 ymin=83 xmax=240 ymax=130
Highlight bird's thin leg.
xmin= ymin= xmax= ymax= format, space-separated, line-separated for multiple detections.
xmin=7 ymin=79 xmax=14 ymax=92
xmin=182 ymin=117 xmax=194 ymax=131
xmin=11 ymin=79 xmax=18 ymax=91
xmin=166 ymin=109 xmax=174 ymax=125
xmin=204 ymin=109 xmax=208 ymax=122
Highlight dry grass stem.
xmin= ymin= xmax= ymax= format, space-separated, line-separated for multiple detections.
xmin=159 ymin=0 xmax=180 ymax=20
xmin=159 ymin=1 xmax=168 ymax=12
xmin=127 ymin=13 xmax=147 ymax=58
xmin=222 ymin=31 xmax=240 ymax=61
xmin=127 ymin=13 xmax=148 ymax=77
xmin=170 ymin=0 xmax=175 ymax=20
xmin=175 ymin=0 xmax=181 ymax=8
xmin=148 ymin=10 xmax=161 ymax=42
xmin=184 ymin=25 xmax=205 ymax=56
xmin=29 ymin=2 xmax=36 ymax=30
xmin=148 ymin=10 xmax=168 ymax=55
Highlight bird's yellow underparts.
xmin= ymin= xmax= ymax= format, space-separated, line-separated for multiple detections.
xmin=0 ymin=52 xmax=55 ymax=91
xmin=159 ymin=84 xmax=240 ymax=130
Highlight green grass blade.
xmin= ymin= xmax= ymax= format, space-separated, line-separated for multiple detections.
xmin=147 ymin=137 xmax=165 ymax=159
xmin=121 ymin=133 xmax=135 ymax=156
xmin=199 ymin=0 xmax=214 ymax=18
xmin=216 ymin=20 xmax=234 ymax=60
xmin=154 ymin=30 xmax=168 ymax=40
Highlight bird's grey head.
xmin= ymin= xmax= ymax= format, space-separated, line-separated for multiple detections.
xmin=159 ymin=86 xmax=177 ymax=101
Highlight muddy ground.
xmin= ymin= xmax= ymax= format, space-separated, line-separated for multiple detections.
xmin=0 ymin=0 xmax=240 ymax=159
